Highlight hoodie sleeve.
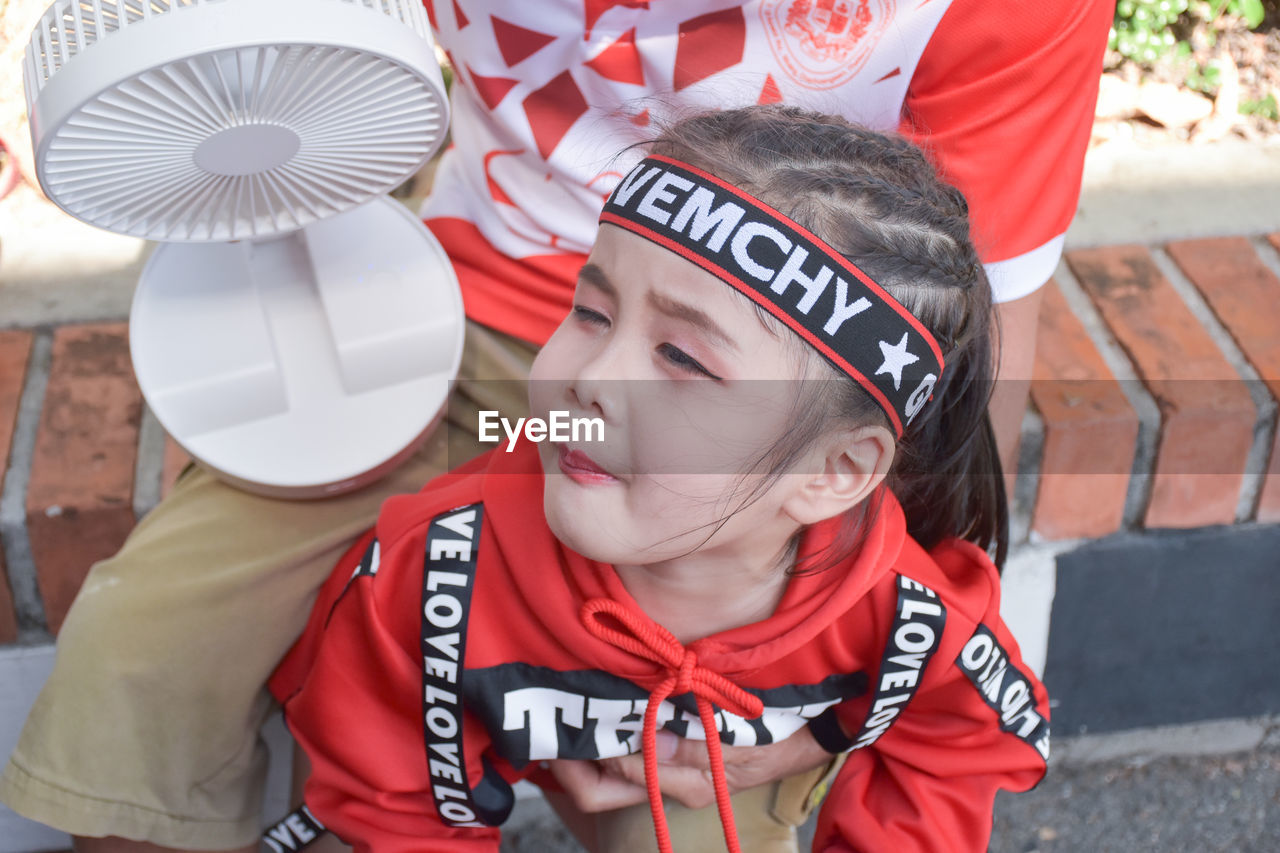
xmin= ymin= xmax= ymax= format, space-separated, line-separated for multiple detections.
xmin=271 ymin=522 xmax=507 ymax=853
xmin=812 ymin=542 xmax=1050 ymax=853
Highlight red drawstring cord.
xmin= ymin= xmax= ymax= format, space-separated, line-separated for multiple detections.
xmin=580 ymin=599 xmax=765 ymax=853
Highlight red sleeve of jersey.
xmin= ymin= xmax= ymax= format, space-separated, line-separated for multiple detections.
xmin=904 ymin=1 xmax=1111 ymax=276
xmin=271 ymin=523 xmax=505 ymax=853
xmin=812 ymin=542 xmax=1050 ymax=853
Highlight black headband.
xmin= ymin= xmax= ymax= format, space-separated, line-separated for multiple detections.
xmin=600 ymin=155 xmax=945 ymax=435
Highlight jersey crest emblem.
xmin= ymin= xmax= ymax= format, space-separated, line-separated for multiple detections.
xmin=759 ymin=0 xmax=894 ymax=89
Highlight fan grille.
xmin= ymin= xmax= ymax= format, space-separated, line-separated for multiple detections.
xmin=25 ymin=0 xmax=431 ymax=102
xmin=38 ymin=43 xmax=444 ymax=241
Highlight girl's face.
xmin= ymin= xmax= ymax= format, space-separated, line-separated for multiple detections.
xmin=529 ymin=225 xmax=821 ymax=567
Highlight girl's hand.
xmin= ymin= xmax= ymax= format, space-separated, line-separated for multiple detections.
xmin=547 ymin=726 xmax=834 ymax=812
xmin=546 ymin=755 xmax=651 ymax=812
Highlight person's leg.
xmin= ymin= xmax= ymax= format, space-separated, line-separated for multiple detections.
xmin=544 ymin=790 xmax=600 ymax=852
xmin=75 ymin=841 xmax=254 ymax=853
xmin=0 ymin=449 xmax=444 ymax=850
xmin=988 ymin=288 xmax=1045 ymax=493
xmin=0 ymin=321 xmax=537 ymax=852
xmin=590 ymin=758 xmax=845 ymax=853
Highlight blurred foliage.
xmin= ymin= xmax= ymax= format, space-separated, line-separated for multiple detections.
xmin=1240 ymin=92 xmax=1279 ymax=118
xmin=1111 ymin=0 xmax=1191 ymax=64
xmin=1111 ymin=0 xmax=1274 ymax=65
xmin=1111 ymin=0 xmax=1279 ymax=121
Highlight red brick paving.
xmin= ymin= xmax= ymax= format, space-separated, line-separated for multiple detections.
xmin=0 ymin=555 xmax=16 ymax=644
xmin=1166 ymin=238 xmax=1280 ymax=522
xmin=25 ymin=324 xmax=142 ymax=635
xmin=1030 ymin=281 xmax=1138 ymax=540
xmin=1067 ymin=245 xmax=1256 ymax=529
xmin=0 ymin=330 xmax=33 ymax=642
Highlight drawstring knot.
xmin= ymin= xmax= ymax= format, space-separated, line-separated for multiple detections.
xmin=580 ymin=598 xmax=764 ymax=853
xmin=673 ymin=649 xmax=697 ymax=694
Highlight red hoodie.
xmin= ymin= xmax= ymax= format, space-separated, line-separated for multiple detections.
xmin=271 ymin=441 xmax=1050 ymax=852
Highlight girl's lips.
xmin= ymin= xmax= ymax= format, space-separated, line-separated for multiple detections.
xmin=557 ymin=447 xmax=619 ymax=485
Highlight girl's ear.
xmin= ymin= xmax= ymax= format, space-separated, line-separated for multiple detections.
xmin=782 ymin=425 xmax=895 ymax=526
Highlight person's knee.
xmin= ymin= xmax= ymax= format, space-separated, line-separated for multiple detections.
xmin=55 ymin=566 xmax=168 ymax=670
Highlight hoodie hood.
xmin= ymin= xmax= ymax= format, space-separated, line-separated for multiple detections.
xmin=479 ymin=439 xmax=909 ymax=683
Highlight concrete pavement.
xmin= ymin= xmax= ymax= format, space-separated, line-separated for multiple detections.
xmin=989 ymin=741 xmax=1280 ymax=853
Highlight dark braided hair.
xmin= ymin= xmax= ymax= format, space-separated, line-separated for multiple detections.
xmin=648 ymin=105 xmax=1007 ymax=567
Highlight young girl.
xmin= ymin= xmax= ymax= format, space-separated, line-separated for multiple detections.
xmin=269 ymin=106 xmax=1049 ymax=853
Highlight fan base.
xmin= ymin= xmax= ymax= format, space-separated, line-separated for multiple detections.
xmin=130 ymin=195 xmax=465 ymax=498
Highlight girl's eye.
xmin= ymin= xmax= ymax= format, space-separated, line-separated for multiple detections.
xmin=572 ymin=305 xmax=609 ymax=327
xmin=657 ymin=343 xmax=722 ymax=380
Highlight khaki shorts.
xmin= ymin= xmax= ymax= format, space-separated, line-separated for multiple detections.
xmin=582 ymin=754 xmax=845 ymax=853
xmin=0 ymin=320 xmax=838 ymax=851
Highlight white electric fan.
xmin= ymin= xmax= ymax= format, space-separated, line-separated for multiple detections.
xmin=23 ymin=0 xmax=462 ymax=497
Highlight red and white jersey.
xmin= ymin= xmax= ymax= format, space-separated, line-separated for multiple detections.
xmin=420 ymin=0 xmax=1112 ymax=344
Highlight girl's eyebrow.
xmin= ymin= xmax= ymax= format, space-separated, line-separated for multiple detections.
xmin=579 ymin=261 xmax=738 ymax=353
xmin=645 ymin=291 xmax=739 ymax=353
xmin=578 ymin=262 xmax=617 ymax=298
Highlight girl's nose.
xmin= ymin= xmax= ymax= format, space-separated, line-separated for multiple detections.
xmin=568 ymin=341 xmax=627 ymax=421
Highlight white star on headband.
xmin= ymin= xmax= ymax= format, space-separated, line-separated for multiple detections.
xmin=876 ymin=333 xmax=919 ymax=391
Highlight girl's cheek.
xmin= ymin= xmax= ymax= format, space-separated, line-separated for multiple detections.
xmin=528 ymin=349 xmax=554 ymax=384
xmin=529 ymin=324 xmax=579 ymax=383
xmin=529 ymin=344 xmax=568 ymax=420
xmin=526 ymin=380 xmax=552 ymax=423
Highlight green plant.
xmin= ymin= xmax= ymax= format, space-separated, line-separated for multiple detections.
xmin=1183 ymin=60 xmax=1222 ymax=93
xmin=1240 ymin=93 xmax=1280 ymax=120
xmin=1112 ymin=0 xmax=1275 ymax=67
xmin=1111 ymin=0 xmax=1190 ymax=64
xmin=1208 ymin=0 xmax=1267 ymax=27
